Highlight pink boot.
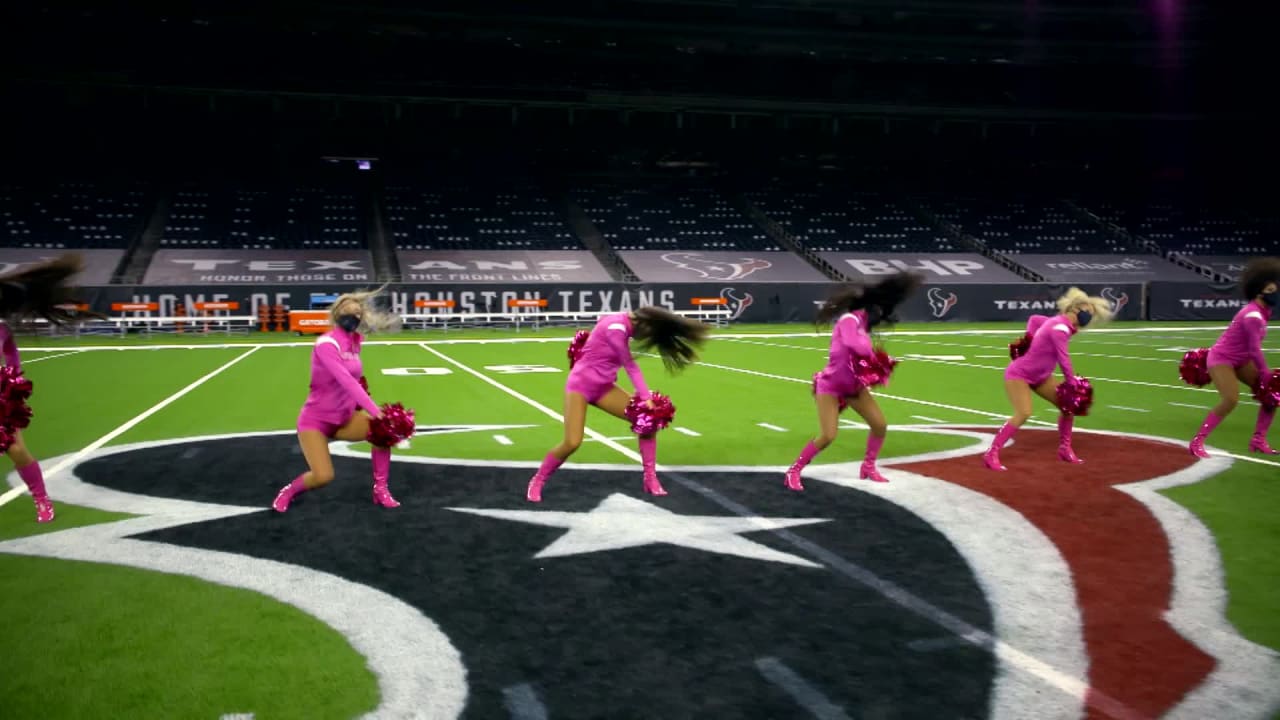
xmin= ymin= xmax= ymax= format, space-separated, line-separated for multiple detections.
xmin=639 ymin=436 xmax=667 ymax=496
xmin=371 ymin=448 xmax=399 ymax=508
xmin=784 ymin=441 xmax=821 ymax=492
xmin=272 ymin=475 xmax=308 ymax=513
xmin=983 ymin=422 xmax=1017 ymax=472
xmin=1249 ymin=438 xmax=1279 ymax=455
xmin=1057 ymin=414 xmax=1083 ymax=464
xmin=17 ymin=462 xmax=54 ymax=523
xmin=527 ymin=452 xmax=565 ymax=503
xmin=859 ymin=460 xmax=888 ymax=483
xmin=1189 ymin=412 xmax=1222 ymax=459
xmin=1250 ymin=408 xmax=1277 ymax=454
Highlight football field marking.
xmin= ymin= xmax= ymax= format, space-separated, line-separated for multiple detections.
xmin=0 ymin=347 xmax=261 ymax=508
xmin=417 ymin=343 xmax=1147 ymax=720
xmin=494 ymin=435 xmax=514 ymax=446
xmin=1169 ymin=402 xmax=1206 ymax=409
xmin=754 ymin=657 xmax=853 ymax=720
xmin=674 ymin=426 xmax=701 ymax=437
xmin=19 ymin=350 xmax=83 ymax=364
xmin=912 ymin=415 xmax=947 ymax=424
xmin=757 ymin=423 xmax=788 ymax=432
xmin=1109 ymin=406 xmax=1150 ymax=413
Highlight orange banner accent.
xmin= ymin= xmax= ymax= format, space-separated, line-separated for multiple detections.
xmin=194 ymin=301 xmax=241 ymax=311
xmin=415 ymin=299 xmax=457 ymax=309
xmin=507 ymin=298 xmax=548 ymax=308
xmin=690 ymin=297 xmax=727 ymax=306
xmin=111 ymin=302 xmax=159 ymax=312
xmin=289 ymin=310 xmax=332 ymax=334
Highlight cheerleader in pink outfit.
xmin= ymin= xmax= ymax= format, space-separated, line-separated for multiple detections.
xmin=1189 ymin=257 xmax=1280 ymax=457
xmin=272 ymin=288 xmax=404 ymax=512
xmin=785 ymin=272 xmax=921 ymax=490
xmin=984 ymin=288 xmax=1113 ymax=471
xmin=526 ymin=306 xmax=708 ymax=502
xmin=0 ymin=254 xmax=104 ymax=522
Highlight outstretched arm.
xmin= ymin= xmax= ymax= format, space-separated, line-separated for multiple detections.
xmin=315 ymin=340 xmax=381 ymax=416
xmin=607 ymin=324 xmax=650 ymax=396
xmin=1050 ymin=324 xmax=1075 ymax=380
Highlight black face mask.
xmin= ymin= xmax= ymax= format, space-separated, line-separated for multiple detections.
xmin=1263 ymin=290 xmax=1280 ymax=308
xmin=336 ymin=314 xmax=361 ymax=333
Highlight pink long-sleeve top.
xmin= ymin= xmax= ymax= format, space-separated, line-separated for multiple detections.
xmin=567 ymin=312 xmax=650 ymax=396
xmin=815 ymin=311 xmax=874 ymax=388
xmin=0 ymin=324 xmax=19 ymax=370
xmin=1209 ymin=302 xmax=1271 ymax=375
xmin=300 ymin=326 xmax=379 ymax=424
xmin=1006 ymin=313 xmax=1076 ymax=384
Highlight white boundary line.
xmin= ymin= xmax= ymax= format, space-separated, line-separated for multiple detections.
xmin=0 ymin=347 xmax=261 ymax=508
xmin=19 ymin=350 xmax=84 ymax=364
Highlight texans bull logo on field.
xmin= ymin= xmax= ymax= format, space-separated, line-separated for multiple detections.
xmin=661 ymin=252 xmax=773 ymax=282
xmin=3 ymin=426 xmax=1278 ymax=719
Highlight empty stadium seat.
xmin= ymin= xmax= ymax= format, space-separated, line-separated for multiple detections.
xmin=572 ymin=184 xmax=781 ymax=251
xmin=161 ymin=185 xmax=364 ymax=250
xmin=383 ymin=183 xmax=582 ymax=251
xmin=1084 ymin=201 xmax=1279 ymax=257
xmin=1 ymin=182 xmax=149 ymax=249
xmin=745 ymin=185 xmax=956 ymax=253
xmin=928 ymin=197 xmax=1125 ymax=254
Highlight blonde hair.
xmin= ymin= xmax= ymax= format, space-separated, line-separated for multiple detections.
xmin=1055 ymin=287 xmax=1114 ymax=328
xmin=329 ymin=284 xmax=402 ymax=334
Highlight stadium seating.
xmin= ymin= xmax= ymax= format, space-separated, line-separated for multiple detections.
xmin=572 ymin=183 xmax=780 ymax=251
xmin=162 ymin=185 xmax=364 ymax=249
xmin=1 ymin=182 xmax=150 ymax=249
xmin=745 ymin=186 xmax=957 ymax=252
xmin=1083 ymin=200 xmax=1278 ymax=256
xmin=926 ymin=197 xmax=1125 ymax=254
xmin=383 ymin=184 xmax=581 ymax=251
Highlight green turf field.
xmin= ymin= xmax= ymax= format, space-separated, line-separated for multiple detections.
xmin=2 ymin=321 xmax=1277 ymax=719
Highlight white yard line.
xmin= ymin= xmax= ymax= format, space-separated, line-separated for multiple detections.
xmin=19 ymin=350 xmax=84 ymax=364
xmin=673 ymin=427 xmax=702 ymax=437
xmin=0 ymin=347 xmax=261 ymax=508
xmin=757 ymin=423 xmax=789 ymax=432
xmin=1108 ymin=406 xmax=1151 ymax=413
xmin=493 ymin=435 xmax=514 ymax=446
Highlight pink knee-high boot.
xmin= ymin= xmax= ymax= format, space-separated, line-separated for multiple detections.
xmin=1058 ymin=414 xmax=1083 ymax=464
xmin=859 ymin=435 xmax=888 ymax=483
xmin=984 ymin=422 xmax=1018 ymax=471
xmin=639 ymin=435 xmax=667 ymax=496
xmin=372 ymin=447 xmax=399 ymax=508
xmin=17 ymin=461 xmax=54 ymax=523
xmin=785 ymin=441 xmax=822 ymax=491
xmin=1189 ymin=412 xmax=1223 ymax=459
xmin=1250 ymin=407 xmax=1278 ymax=455
xmin=526 ymin=452 xmax=565 ymax=503
xmin=272 ymin=474 xmax=309 ymax=513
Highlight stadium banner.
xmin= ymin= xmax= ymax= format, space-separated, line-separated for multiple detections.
xmin=1013 ymin=254 xmax=1205 ymax=282
xmin=1182 ymin=255 xmax=1249 ymax=281
xmin=78 ymin=281 xmax=1144 ymax=324
xmin=817 ymin=252 xmax=1023 ymax=283
xmin=0 ymin=248 xmax=122 ymax=285
xmin=396 ymin=250 xmax=612 ymax=283
xmin=618 ymin=251 xmax=828 ymax=283
xmin=1148 ymin=281 xmax=1251 ymax=320
xmin=142 ymin=250 xmax=375 ymax=285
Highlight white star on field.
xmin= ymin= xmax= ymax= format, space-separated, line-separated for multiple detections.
xmin=446 ymin=493 xmax=831 ymax=567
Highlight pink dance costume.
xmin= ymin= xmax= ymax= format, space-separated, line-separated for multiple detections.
xmin=985 ymin=314 xmax=1082 ymax=470
xmin=273 ymin=326 xmax=399 ymax=511
xmin=785 ymin=311 xmax=888 ymax=489
xmin=527 ymin=312 xmax=664 ymax=502
xmin=1190 ymin=302 xmax=1276 ymax=457
xmin=0 ymin=324 xmax=53 ymax=522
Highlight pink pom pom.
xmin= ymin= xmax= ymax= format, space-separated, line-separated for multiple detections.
xmin=5 ymin=403 xmax=31 ymax=430
xmin=1009 ymin=334 xmax=1033 ymax=360
xmin=1178 ymin=348 xmax=1212 ymax=387
xmin=1056 ymin=376 xmax=1095 ymax=417
xmin=624 ymin=391 xmax=677 ymax=435
xmin=0 ymin=425 xmax=14 ymax=454
xmin=849 ymin=346 xmax=898 ymax=390
xmin=367 ymin=402 xmax=416 ymax=448
xmin=0 ymin=366 xmax=33 ymax=405
xmin=567 ymin=330 xmax=591 ymax=369
xmin=1253 ymin=369 xmax=1280 ymax=411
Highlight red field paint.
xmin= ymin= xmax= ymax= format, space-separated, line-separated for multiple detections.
xmin=897 ymin=429 xmax=1214 ymax=720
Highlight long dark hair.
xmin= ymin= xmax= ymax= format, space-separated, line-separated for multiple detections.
xmin=0 ymin=253 xmax=105 ymax=326
xmin=1241 ymin=257 xmax=1280 ymax=300
xmin=631 ymin=306 xmax=710 ymax=372
xmin=816 ymin=272 xmax=923 ymax=329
